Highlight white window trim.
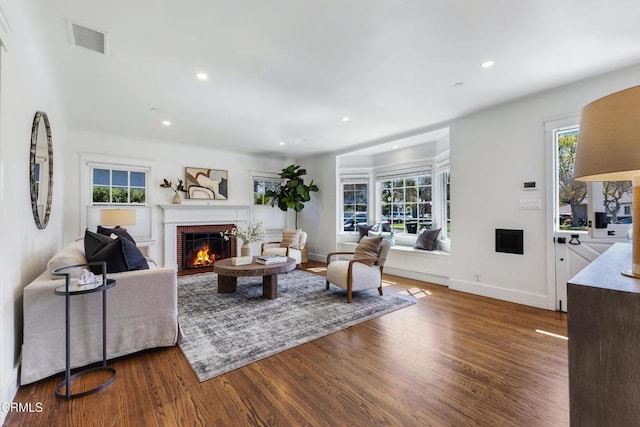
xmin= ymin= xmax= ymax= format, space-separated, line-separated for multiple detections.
xmin=250 ymin=171 xmax=281 ymax=206
xmin=88 ymin=162 xmax=150 ymax=206
xmin=339 ymin=169 xmax=373 ymax=234
xmin=80 ymin=153 xmax=154 ymax=238
xmin=437 ymin=164 xmax=450 ymax=241
xmin=375 ymin=160 xmax=435 ymax=236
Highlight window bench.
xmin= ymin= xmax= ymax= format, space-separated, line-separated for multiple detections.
xmin=336 ymin=241 xmax=450 ymax=286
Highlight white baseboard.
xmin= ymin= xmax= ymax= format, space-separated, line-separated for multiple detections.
xmin=308 ymin=253 xmax=325 ymax=263
xmin=309 ymin=252 xmax=550 ymax=310
xmin=382 ymin=266 xmax=450 ymax=287
xmin=449 ymin=279 xmax=549 ymax=309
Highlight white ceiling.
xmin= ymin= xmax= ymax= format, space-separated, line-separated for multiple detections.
xmin=33 ymin=0 xmax=640 ymax=157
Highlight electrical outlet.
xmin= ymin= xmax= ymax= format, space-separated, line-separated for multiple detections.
xmin=474 ymin=271 xmax=481 ymax=281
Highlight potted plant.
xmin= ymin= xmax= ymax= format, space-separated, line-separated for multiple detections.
xmin=160 ymin=178 xmax=186 ymax=204
xmin=265 ymin=164 xmax=319 ymax=228
xmin=221 ymin=221 xmax=266 ymax=257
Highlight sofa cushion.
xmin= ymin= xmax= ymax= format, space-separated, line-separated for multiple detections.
xmin=97 ymin=225 xmax=136 ymax=244
xmin=357 ymin=225 xmax=374 ymax=242
xmin=84 ymin=230 xmax=149 ymax=274
xmin=414 ymin=228 xmax=441 ymax=251
xmin=354 ymin=236 xmax=383 ymax=266
xmin=47 ymin=240 xmax=87 ymax=279
xmin=280 ymin=228 xmax=302 ymax=249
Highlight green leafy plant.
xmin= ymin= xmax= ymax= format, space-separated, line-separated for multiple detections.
xmin=265 ymin=164 xmax=319 ymax=228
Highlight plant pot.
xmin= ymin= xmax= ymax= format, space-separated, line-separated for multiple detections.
xmin=172 ymin=192 xmax=182 ymax=204
xmin=241 ymin=243 xmax=252 ymax=257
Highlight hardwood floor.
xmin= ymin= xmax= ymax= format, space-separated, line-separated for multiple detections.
xmin=5 ymin=262 xmax=568 ymax=426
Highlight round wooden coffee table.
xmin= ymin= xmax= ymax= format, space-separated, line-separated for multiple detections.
xmin=213 ymin=257 xmax=296 ymax=299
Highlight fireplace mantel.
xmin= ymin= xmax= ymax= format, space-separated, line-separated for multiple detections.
xmin=160 ymin=203 xmax=250 ymax=269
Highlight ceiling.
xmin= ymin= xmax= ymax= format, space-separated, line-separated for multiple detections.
xmin=32 ymin=0 xmax=640 ymax=157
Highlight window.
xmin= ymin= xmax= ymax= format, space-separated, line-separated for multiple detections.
xmin=556 ymin=127 xmax=587 ymax=230
xmin=378 ymin=172 xmax=432 ymax=234
xmin=91 ymin=166 xmax=147 ymax=205
xmin=554 ymin=126 xmax=632 ymax=230
xmin=440 ymin=169 xmax=451 ymax=239
xmin=253 ymin=177 xmax=280 ymax=205
xmin=342 ymin=177 xmax=368 ymax=231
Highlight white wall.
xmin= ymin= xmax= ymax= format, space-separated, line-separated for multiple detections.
xmin=63 ymin=130 xmax=290 ymax=264
xmin=0 ymin=1 xmax=67 ymax=422
xmin=300 ymin=63 xmax=640 ymax=310
xmin=296 ymin=153 xmax=336 ymax=260
xmin=448 ymin=62 xmax=640 ymax=308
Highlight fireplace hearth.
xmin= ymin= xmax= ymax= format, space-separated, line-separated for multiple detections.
xmin=177 ymin=224 xmax=236 ymax=275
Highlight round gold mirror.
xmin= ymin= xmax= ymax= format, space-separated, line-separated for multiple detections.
xmin=30 ymin=111 xmax=53 ymax=229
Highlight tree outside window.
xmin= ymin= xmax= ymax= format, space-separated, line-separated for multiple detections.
xmin=558 ymin=130 xmax=587 ymax=230
xmin=557 ymin=129 xmax=632 ymax=229
xmin=254 ymin=178 xmax=280 ymax=205
xmin=603 ymin=181 xmax=632 ymax=223
xmin=92 ymin=168 xmax=146 ymax=204
xmin=380 ymin=174 xmax=431 ymax=234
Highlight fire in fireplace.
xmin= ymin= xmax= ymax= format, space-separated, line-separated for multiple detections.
xmin=177 ymin=224 xmax=236 ymax=274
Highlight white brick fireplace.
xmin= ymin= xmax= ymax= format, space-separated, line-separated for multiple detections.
xmin=160 ymin=203 xmax=250 ymax=270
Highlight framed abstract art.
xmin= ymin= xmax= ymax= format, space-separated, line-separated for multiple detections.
xmin=185 ymin=167 xmax=228 ymax=200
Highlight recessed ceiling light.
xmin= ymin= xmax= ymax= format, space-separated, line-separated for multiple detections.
xmin=279 ymin=142 xmax=285 ymax=146
xmin=481 ymin=60 xmax=495 ymax=68
xmin=392 ymin=145 xmax=398 ymax=149
xmin=162 ymin=120 xmax=171 ymax=126
xmin=195 ymin=72 xmax=208 ymax=80
xmin=341 ymin=117 xmax=350 ymax=122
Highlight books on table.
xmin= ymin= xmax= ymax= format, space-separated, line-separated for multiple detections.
xmin=255 ymin=255 xmax=288 ymax=265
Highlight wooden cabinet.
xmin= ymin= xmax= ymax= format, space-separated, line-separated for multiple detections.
xmin=568 ymin=242 xmax=640 ymax=427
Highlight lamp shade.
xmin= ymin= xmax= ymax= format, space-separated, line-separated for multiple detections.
xmin=573 ymin=85 xmax=640 ymax=278
xmin=100 ymin=208 xmax=136 ymax=227
xmin=573 ymin=85 xmax=640 ymax=182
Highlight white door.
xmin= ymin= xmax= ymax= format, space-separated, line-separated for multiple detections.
xmin=547 ymin=119 xmax=629 ymax=312
xmin=553 ymin=231 xmax=611 ymax=312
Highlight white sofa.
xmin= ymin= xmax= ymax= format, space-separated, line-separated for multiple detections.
xmin=21 ymin=240 xmax=179 ymax=385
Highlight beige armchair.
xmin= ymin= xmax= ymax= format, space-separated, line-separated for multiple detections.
xmin=261 ymin=230 xmax=308 ymax=265
xmin=325 ymin=238 xmax=392 ymax=303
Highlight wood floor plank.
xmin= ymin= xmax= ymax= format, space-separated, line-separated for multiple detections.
xmin=4 ymin=262 xmax=568 ymax=426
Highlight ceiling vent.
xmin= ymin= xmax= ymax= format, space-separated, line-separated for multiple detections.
xmin=66 ymin=20 xmax=108 ymax=55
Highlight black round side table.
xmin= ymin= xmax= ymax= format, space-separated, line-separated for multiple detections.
xmin=52 ymin=262 xmax=116 ymax=400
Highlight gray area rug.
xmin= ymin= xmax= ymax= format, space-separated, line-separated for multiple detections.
xmin=177 ymin=269 xmax=415 ymax=382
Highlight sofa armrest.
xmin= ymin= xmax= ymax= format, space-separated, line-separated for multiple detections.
xmin=21 ymin=266 xmax=178 ymax=385
xmin=137 ymin=245 xmax=150 ymax=257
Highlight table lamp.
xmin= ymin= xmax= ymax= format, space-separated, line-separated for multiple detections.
xmin=99 ymin=208 xmax=136 ymax=230
xmin=573 ymin=85 xmax=640 ymax=277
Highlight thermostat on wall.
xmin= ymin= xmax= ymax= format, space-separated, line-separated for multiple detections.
xmin=522 ymin=181 xmax=537 ymax=191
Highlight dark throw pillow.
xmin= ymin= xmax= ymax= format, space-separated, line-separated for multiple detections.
xmin=414 ymin=228 xmax=441 ymax=251
xmin=357 ymin=225 xmax=374 ymax=242
xmin=97 ymin=225 xmax=136 ymax=244
xmin=354 ymin=236 xmax=383 ymax=266
xmin=85 ymin=230 xmax=148 ymax=274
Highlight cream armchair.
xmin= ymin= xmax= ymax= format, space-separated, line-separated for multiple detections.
xmin=325 ymin=238 xmax=392 ymax=303
xmin=261 ymin=230 xmax=308 ymax=265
